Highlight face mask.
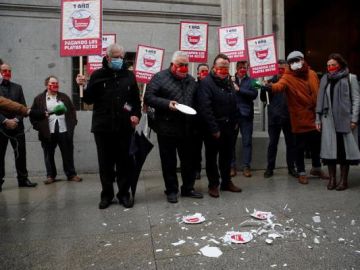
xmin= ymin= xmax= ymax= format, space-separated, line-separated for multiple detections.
xmin=290 ymin=62 xmax=302 ymax=71
xmin=327 ymin=65 xmax=339 ymax=73
xmin=278 ymin=67 xmax=285 ymax=75
xmin=171 ymin=64 xmax=188 ymax=79
xmin=198 ymin=70 xmax=209 ymax=80
xmin=1 ymin=69 xmax=12 ymax=81
xmin=110 ymin=58 xmax=123 ymax=70
xmin=48 ymin=82 xmax=59 ymax=92
xmin=214 ymin=67 xmax=229 ymax=79
xmin=237 ymin=68 xmax=247 ymax=77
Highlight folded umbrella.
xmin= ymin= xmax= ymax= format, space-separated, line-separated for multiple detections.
xmin=129 ymin=124 xmax=153 ymax=197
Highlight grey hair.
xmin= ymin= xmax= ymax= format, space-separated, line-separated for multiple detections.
xmin=171 ymin=51 xmax=189 ymax=62
xmin=106 ymin=43 xmax=125 ymax=58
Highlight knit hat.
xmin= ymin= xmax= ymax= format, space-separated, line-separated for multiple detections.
xmin=287 ymin=51 xmax=304 ymax=61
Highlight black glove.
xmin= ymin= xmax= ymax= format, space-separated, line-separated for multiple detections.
xmin=29 ymin=109 xmax=47 ymax=121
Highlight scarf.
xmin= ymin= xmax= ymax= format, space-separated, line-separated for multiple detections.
xmin=316 ymin=68 xmax=351 ymax=133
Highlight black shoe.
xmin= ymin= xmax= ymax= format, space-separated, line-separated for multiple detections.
xmin=195 ymin=171 xmax=201 ymax=180
xmin=99 ymin=200 xmax=112 ymax=209
xmin=181 ymin=190 xmax=203 ymax=199
xmin=18 ymin=179 xmax=38 ymax=188
xmin=119 ymin=195 xmax=134 ymax=208
xmin=166 ymin=193 xmax=178 ymax=203
xmin=0 ymin=179 xmax=4 ymax=192
xmin=288 ymin=168 xmax=299 ymax=178
xmin=264 ymin=169 xmax=274 ymax=178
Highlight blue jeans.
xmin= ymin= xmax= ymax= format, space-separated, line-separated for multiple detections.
xmin=232 ymin=116 xmax=253 ymax=169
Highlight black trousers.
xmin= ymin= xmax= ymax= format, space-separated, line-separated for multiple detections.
xmin=0 ymin=131 xmax=28 ymax=182
xmin=41 ymin=130 xmax=76 ymax=179
xmin=267 ymin=120 xmax=296 ymax=170
xmin=94 ymin=132 xmax=133 ymax=201
xmin=295 ymin=130 xmax=322 ymax=173
xmin=193 ymin=131 xmax=204 ymax=172
xmin=157 ymin=134 xmax=196 ymax=195
xmin=204 ymin=121 xmax=234 ymax=188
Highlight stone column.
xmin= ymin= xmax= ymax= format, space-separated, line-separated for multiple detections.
xmin=274 ymin=0 xmax=285 ymax=59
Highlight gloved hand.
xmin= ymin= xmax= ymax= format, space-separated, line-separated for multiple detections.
xmin=50 ymin=103 xmax=67 ymax=116
xmin=28 ymin=109 xmax=48 ymax=120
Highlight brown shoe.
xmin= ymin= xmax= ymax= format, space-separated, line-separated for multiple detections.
xmin=298 ymin=175 xmax=308 ymax=184
xmin=310 ymin=168 xmax=329 ymax=179
xmin=44 ymin=177 xmax=56 ymax=185
xmin=68 ymin=175 xmax=82 ymax=182
xmin=230 ymin=167 xmax=237 ymax=177
xmin=243 ymin=167 xmax=252 ymax=177
xmin=208 ymin=186 xmax=220 ymax=198
xmin=221 ymin=181 xmax=242 ymax=192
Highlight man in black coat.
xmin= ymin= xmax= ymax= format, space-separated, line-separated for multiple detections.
xmin=0 ymin=63 xmax=37 ymax=192
xmin=144 ymin=51 xmax=203 ymax=203
xmin=76 ymin=43 xmax=141 ymax=209
xmin=197 ymin=54 xmax=242 ymax=198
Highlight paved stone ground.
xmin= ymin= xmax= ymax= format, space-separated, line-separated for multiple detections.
xmin=0 ymin=167 xmax=360 ymax=270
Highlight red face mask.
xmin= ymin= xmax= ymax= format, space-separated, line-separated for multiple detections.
xmin=198 ymin=70 xmax=209 ymax=80
xmin=1 ymin=69 xmax=12 ymax=81
xmin=215 ymin=67 xmax=229 ymax=79
xmin=171 ymin=63 xmax=188 ymax=79
xmin=327 ymin=65 xmax=339 ymax=73
xmin=278 ymin=67 xmax=285 ymax=75
xmin=48 ymin=82 xmax=59 ymax=92
xmin=237 ymin=68 xmax=247 ymax=77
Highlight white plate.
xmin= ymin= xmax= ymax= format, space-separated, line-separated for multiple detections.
xmin=182 ymin=213 xmax=205 ymax=224
xmin=175 ymin=103 xmax=197 ymax=115
xmin=250 ymin=210 xmax=273 ymax=220
xmin=229 ymin=232 xmax=253 ymax=244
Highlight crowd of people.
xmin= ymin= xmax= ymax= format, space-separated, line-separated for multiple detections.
xmin=1 ymin=44 xmax=359 ymax=210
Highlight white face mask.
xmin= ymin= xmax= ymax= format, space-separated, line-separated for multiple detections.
xmin=290 ymin=62 xmax=302 ymax=71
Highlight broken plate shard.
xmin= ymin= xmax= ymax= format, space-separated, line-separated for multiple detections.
xmin=250 ymin=210 xmax=273 ymax=220
xmin=312 ymin=216 xmax=321 ymax=223
xmin=182 ymin=213 xmax=205 ymax=224
xmin=223 ymin=231 xmax=253 ymax=244
xmin=171 ymin=240 xmax=186 ymax=246
xmin=199 ymin=245 xmax=223 ymax=258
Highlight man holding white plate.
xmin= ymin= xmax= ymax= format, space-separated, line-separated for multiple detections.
xmin=144 ymin=51 xmax=203 ymax=203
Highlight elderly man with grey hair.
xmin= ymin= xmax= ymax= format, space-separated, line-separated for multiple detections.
xmin=144 ymin=50 xmax=203 ymax=203
xmin=76 ymin=43 xmax=141 ymax=209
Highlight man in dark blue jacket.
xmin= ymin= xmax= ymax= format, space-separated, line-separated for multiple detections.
xmin=77 ymin=44 xmax=141 ymax=209
xmin=144 ymin=51 xmax=203 ymax=203
xmin=231 ymin=61 xmax=258 ymax=178
xmin=260 ymin=60 xmax=298 ymax=178
xmin=0 ymin=63 xmax=37 ymax=191
xmin=197 ymin=54 xmax=242 ymax=198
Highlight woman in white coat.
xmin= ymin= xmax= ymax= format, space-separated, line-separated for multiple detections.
xmin=316 ymin=53 xmax=360 ymax=190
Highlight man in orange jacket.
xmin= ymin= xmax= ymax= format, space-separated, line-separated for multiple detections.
xmin=266 ymin=51 xmax=328 ymax=184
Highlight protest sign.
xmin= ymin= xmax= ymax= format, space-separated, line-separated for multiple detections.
xmin=218 ymin=24 xmax=246 ymax=62
xmin=134 ymin=45 xmax=165 ymax=83
xmin=60 ymin=0 xmax=102 ymax=56
xmin=246 ymin=34 xmax=278 ymax=78
xmin=179 ymin=21 xmax=208 ymax=62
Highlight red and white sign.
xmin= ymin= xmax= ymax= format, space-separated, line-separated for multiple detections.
xmin=134 ymin=45 xmax=164 ymax=83
xmin=218 ymin=25 xmax=246 ymax=62
xmin=60 ymin=0 xmax=102 ymax=56
xmin=179 ymin=21 xmax=208 ymax=62
xmin=246 ymin=34 xmax=278 ymax=78
xmin=87 ymin=34 xmax=116 ymax=75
